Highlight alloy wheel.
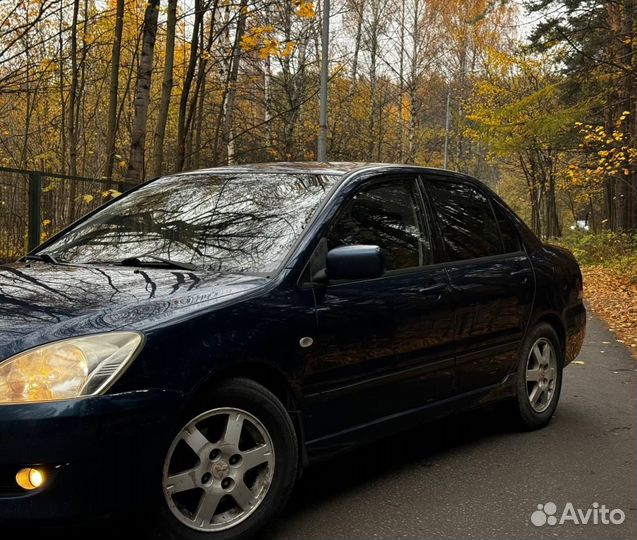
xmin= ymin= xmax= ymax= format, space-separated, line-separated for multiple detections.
xmin=526 ymin=337 xmax=558 ymax=413
xmin=162 ymin=407 xmax=275 ymax=531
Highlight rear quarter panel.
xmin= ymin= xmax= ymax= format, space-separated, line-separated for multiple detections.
xmin=528 ymin=244 xmax=586 ymax=365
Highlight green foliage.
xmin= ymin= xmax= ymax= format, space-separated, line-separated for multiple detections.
xmin=554 ymin=231 xmax=637 ymax=283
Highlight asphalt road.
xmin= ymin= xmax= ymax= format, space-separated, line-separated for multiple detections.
xmin=263 ymin=312 xmax=637 ymax=540
xmin=7 ymin=312 xmax=637 ymax=540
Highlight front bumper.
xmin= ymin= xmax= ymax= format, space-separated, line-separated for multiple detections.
xmin=0 ymin=389 xmax=183 ymax=521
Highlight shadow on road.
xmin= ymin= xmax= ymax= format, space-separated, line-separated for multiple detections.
xmin=264 ymin=405 xmax=515 ymax=539
xmin=4 ymin=405 xmax=516 ymax=540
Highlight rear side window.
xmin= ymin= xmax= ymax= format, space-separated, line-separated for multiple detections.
xmin=327 ymin=179 xmax=430 ymax=270
xmin=426 ymin=179 xmax=501 ymax=261
xmin=493 ymin=203 xmax=521 ymax=253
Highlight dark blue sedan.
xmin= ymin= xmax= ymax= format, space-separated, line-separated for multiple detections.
xmin=0 ymin=163 xmax=585 ymax=539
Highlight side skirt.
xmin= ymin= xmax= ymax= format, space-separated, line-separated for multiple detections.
xmin=303 ymin=374 xmax=517 ymax=464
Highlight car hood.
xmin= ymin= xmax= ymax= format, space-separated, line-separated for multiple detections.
xmin=0 ymin=262 xmax=269 ymax=360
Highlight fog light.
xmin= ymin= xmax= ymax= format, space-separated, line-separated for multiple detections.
xmin=15 ymin=467 xmax=45 ymax=490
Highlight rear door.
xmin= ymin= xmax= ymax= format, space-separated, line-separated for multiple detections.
xmin=302 ymin=175 xmax=455 ymax=439
xmin=422 ymin=176 xmax=534 ymax=393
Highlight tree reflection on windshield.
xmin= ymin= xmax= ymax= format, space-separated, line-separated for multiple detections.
xmin=44 ymin=172 xmax=338 ymax=273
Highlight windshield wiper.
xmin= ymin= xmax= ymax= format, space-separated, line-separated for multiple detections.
xmin=119 ymin=255 xmax=197 ymax=271
xmin=23 ymin=252 xmax=61 ymax=265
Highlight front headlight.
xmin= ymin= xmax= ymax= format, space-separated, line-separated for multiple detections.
xmin=0 ymin=332 xmax=143 ymax=404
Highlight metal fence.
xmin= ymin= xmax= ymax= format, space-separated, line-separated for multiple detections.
xmin=0 ymin=166 xmax=133 ymax=263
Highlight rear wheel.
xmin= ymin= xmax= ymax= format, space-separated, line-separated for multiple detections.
xmin=155 ymin=378 xmax=298 ymax=540
xmin=508 ymin=323 xmax=563 ymax=430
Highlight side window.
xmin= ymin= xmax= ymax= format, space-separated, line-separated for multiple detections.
xmin=326 ymin=179 xmax=431 ymax=271
xmin=426 ymin=179 xmax=501 ymax=261
xmin=493 ymin=203 xmax=522 ymax=253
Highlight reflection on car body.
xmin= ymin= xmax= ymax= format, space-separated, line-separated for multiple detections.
xmin=0 ymin=162 xmax=585 ymax=539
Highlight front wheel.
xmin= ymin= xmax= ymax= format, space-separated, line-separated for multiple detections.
xmin=154 ymin=378 xmax=298 ymax=540
xmin=508 ymin=323 xmax=563 ymax=430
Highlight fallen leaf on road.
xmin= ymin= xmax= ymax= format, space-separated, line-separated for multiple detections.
xmin=574 ymin=360 xmax=586 ymax=365
xmin=583 ymin=266 xmax=637 ymax=360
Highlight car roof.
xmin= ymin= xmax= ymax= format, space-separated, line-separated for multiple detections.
xmin=173 ymin=161 xmax=471 ymax=180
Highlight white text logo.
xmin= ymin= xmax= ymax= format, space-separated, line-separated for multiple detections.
xmin=531 ymin=502 xmax=625 ymax=527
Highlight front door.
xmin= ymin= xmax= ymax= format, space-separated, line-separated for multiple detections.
xmin=301 ymin=176 xmax=455 ymax=441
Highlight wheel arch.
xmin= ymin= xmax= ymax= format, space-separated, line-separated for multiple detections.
xmin=532 ymin=312 xmax=566 ymax=363
xmin=182 ymin=361 xmax=308 ymax=472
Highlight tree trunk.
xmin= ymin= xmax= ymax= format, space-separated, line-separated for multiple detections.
xmin=125 ymin=0 xmax=160 ymax=184
xmin=176 ymin=0 xmax=203 ymax=171
xmin=77 ymin=0 xmax=89 ymax=177
xmin=407 ymin=0 xmax=420 ymax=163
xmin=622 ymin=0 xmax=636 ymax=231
xmin=68 ymin=0 xmax=79 ymax=177
xmin=366 ymin=0 xmax=380 ymax=160
xmin=350 ymin=0 xmax=364 ymax=85
xmin=150 ymin=0 xmax=177 ymax=178
xmin=263 ymin=54 xmax=273 ymax=152
xmin=104 ymin=0 xmax=125 ymax=180
xmin=58 ymin=6 xmax=67 ymax=173
xmin=67 ymin=0 xmax=80 ymax=219
xmin=222 ymin=0 xmax=248 ymax=165
xmin=397 ymin=0 xmax=405 ymax=162
xmin=520 ymin=154 xmax=542 ymax=237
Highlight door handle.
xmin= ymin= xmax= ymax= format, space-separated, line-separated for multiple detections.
xmin=418 ymin=282 xmax=448 ymax=295
xmin=510 ymin=268 xmax=530 ymax=284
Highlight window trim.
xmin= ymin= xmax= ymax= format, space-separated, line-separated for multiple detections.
xmin=419 ymin=174 xmax=525 ymax=264
xmin=416 ymin=175 xmax=448 ymax=265
xmin=299 ymin=174 xmax=437 ymax=287
xmin=490 ymin=198 xmax=523 ymax=254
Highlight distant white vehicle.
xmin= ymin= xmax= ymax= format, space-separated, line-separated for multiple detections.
xmin=570 ymin=220 xmax=590 ymax=231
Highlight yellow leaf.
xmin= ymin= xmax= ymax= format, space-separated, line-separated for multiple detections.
xmin=103 ymin=189 xmax=122 ymax=199
xmin=296 ymin=1 xmax=315 ymax=18
xmin=82 ymin=194 xmax=94 ymax=203
xmin=573 ymin=360 xmax=585 ymax=365
xmin=281 ymin=41 xmax=296 ymax=58
xmin=42 ymin=219 xmax=51 ymax=227
xmin=259 ymin=38 xmax=279 ymax=59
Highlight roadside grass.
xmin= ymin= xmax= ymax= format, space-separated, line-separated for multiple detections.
xmin=553 ymin=232 xmax=637 ymax=358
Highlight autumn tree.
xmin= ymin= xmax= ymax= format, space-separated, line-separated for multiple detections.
xmin=104 ymin=0 xmax=125 ymax=180
xmin=149 ymin=0 xmax=177 ymax=177
xmin=126 ymin=0 xmax=160 ymax=183
xmin=527 ymin=0 xmax=637 ymax=231
xmin=467 ymin=49 xmax=582 ymax=237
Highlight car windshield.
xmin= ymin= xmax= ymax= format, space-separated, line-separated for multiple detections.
xmin=42 ymin=172 xmax=338 ymax=273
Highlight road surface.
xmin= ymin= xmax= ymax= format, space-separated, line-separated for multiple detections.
xmin=7 ymin=312 xmax=637 ymax=540
xmin=264 ymin=313 xmax=637 ymax=540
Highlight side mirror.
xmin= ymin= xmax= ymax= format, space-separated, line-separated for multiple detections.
xmin=325 ymin=245 xmax=384 ymax=281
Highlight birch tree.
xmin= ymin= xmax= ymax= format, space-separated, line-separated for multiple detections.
xmin=125 ymin=0 xmax=160 ymax=183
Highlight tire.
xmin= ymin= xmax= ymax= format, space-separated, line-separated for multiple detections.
xmin=153 ymin=378 xmax=298 ymax=540
xmin=507 ymin=323 xmax=564 ymax=430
